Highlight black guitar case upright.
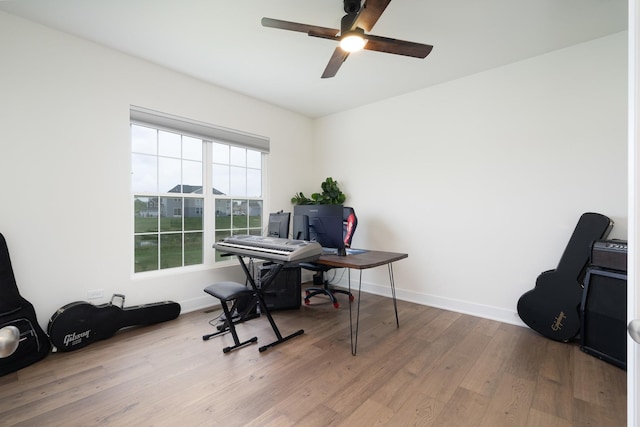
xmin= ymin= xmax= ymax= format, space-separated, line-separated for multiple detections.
xmin=0 ymin=233 xmax=51 ymax=376
xmin=517 ymin=212 xmax=613 ymax=342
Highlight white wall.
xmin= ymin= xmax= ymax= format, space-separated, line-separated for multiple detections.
xmin=0 ymin=9 xmax=628 ymax=330
xmin=0 ymin=11 xmax=316 ymax=326
xmin=314 ymin=32 xmax=628 ymax=325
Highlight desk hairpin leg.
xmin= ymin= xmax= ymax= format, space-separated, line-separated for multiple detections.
xmin=389 ymin=263 xmax=400 ymax=328
xmin=237 ymin=256 xmax=304 ymax=352
xmin=348 ymin=268 xmax=361 ymax=356
xmin=348 ymin=262 xmax=400 ymax=356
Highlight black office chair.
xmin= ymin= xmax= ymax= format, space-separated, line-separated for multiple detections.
xmin=301 ymin=207 xmax=357 ymax=308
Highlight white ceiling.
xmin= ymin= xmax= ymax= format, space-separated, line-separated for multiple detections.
xmin=0 ymin=0 xmax=628 ymax=118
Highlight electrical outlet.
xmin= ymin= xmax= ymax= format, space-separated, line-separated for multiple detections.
xmin=87 ymin=289 xmax=104 ymax=300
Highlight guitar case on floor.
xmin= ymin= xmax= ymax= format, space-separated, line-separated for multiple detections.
xmin=517 ymin=212 xmax=613 ymax=342
xmin=0 ymin=233 xmax=51 ymax=376
xmin=48 ymin=294 xmax=181 ymax=352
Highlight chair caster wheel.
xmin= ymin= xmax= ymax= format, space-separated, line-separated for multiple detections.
xmin=304 ymin=299 xmax=311 ymax=305
xmin=333 ymin=302 xmax=340 ymax=309
xmin=349 ymin=295 xmax=355 ymax=302
xmin=305 ymin=290 xmax=310 ymax=296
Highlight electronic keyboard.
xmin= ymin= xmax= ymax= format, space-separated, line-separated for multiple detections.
xmin=214 ymin=235 xmax=322 ymax=263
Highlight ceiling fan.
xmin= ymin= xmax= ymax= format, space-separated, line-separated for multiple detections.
xmin=261 ymin=0 xmax=433 ymax=78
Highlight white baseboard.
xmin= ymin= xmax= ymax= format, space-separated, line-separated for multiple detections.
xmin=178 ymin=295 xmax=219 ymax=314
xmin=333 ymin=278 xmax=527 ymax=328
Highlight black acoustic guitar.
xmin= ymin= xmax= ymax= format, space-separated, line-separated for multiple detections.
xmin=517 ymin=212 xmax=613 ymax=342
xmin=0 ymin=233 xmax=52 ymax=376
xmin=48 ymin=294 xmax=180 ymax=352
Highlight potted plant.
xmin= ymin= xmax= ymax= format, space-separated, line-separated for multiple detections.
xmin=291 ymin=177 xmax=346 ymax=205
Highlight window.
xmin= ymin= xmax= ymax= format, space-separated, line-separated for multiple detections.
xmin=131 ymin=107 xmax=269 ymax=273
xmin=211 ymin=143 xmax=264 ymax=262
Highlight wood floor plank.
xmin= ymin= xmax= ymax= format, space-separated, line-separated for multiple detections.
xmin=417 ymin=342 xmax=481 ymax=402
xmin=538 ymin=336 xmax=574 ymax=385
xmin=526 ymin=408 xmax=573 ymax=427
xmin=365 ymin=334 xmax=436 ymax=410
xmin=479 ymin=372 xmax=536 ymax=427
xmin=572 ymin=346 xmax=626 ymax=412
xmin=503 ymin=326 xmax=550 ymax=382
xmin=414 ymin=309 xmax=462 ymax=342
xmin=337 ymin=398 xmax=394 ymax=426
xmin=293 ymin=403 xmax=342 ymax=427
xmin=459 ymin=325 xmax=521 ymax=397
xmin=0 ymin=287 xmax=627 ymax=426
xmin=531 ymin=375 xmax=573 ymax=422
xmin=432 ymin=387 xmax=490 ymax=427
xmin=572 ymin=397 xmax=626 ymax=427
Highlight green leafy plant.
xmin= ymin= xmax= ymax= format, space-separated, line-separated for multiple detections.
xmin=291 ymin=177 xmax=346 ymax=205
xmin=291 ymin=191 xmax=313 ymax=205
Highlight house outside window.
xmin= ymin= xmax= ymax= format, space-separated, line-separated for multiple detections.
xmin=131 ymin=107 xmax=269 ymax=273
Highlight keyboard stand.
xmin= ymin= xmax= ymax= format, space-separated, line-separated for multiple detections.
xmin=213 ymin=298 xmax=259 ymax=332
xmin=235 ymin=255 xmax=304 ymax=352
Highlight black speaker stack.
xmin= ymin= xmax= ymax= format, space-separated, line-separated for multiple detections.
xmin=580 ymin=239 xmax=627 ymax=369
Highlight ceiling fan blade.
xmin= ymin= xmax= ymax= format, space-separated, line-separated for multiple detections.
xmin=321 ymin=48 xmax=350 ymax=79
xmin=351 ymin=0 xmax=391 ymax=32
xmin=308 ymin=30 xmax=339 ymax=42
xmin=364 ymin=34 xmax=433 ymax=58
xmin=261 ymin=17 xmax=339 ymax=38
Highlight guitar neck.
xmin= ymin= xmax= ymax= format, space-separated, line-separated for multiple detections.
xmin=117 ymin=302 xmax=181 ymax=328
xmin=555 ymin=212 xmax=612 ymax=280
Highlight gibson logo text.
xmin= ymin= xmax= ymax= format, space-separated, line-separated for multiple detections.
xmin=63 ymin=329 xmax=91 ymax=346
xmin=551 ymin=311 xmax=566 ymax=331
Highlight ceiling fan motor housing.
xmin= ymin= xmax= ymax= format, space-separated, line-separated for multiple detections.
xmin=344 ymin=0 xmax=361 ymax=14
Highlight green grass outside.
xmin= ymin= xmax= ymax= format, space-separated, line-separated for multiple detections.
xmin=134 ymin=214 xmax=263 ymax=271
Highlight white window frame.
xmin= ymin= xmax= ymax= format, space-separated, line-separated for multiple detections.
xmin=130 ymin=106 xmax=270 ymax=274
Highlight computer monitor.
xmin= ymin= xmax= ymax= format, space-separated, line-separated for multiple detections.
xmin=293 ymin=204 xmax=345 ymax=256
xmin=267 ymin=211 xmax=290 ymax=238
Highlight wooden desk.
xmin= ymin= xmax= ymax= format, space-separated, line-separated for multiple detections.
xmin=316 ymin=250 xmax=408 ymax=355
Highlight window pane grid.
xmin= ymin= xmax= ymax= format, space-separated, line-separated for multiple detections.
xmin=132 ymin=119 xmax=264 ymax=273
xmin=213 ymin=197 xmax=262 ymax=262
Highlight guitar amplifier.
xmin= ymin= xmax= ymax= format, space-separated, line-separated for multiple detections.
xmin=590 ymin=239 xmax=627 ymax=272
xmin=580 ymin=267 xmax=627 ymax=369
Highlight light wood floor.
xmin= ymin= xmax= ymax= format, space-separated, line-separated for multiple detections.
xmin=0 ymin=286 xmax=627 ymax=426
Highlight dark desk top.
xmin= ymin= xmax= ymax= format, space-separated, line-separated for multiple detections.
xmin=316 ymin=249 xmax=408 ymax=270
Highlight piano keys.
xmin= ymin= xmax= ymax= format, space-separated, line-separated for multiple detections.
xmin=213 ymin=235 xmax=322 ymax=263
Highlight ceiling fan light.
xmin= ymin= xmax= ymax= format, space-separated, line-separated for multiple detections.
xmin=340 ymin=33 xmax=366 ymax=52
